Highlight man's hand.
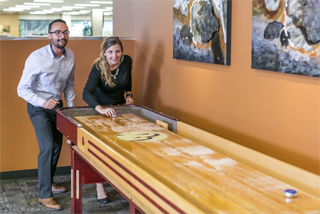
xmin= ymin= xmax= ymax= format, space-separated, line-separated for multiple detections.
xmin=42 ymin=99 xmax=59 ymax=109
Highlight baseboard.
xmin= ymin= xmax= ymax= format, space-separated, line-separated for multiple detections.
xmin=0 ymin=166 xmax=71 ymax=180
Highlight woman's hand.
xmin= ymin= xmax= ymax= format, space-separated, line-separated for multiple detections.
xmin=125 ymin=97 xmax=134 ymax=105
xmin=95 ymin=105 xmax=116 ymax=117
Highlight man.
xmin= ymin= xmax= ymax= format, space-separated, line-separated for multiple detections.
xmin=17 ymin=19 xmax=75 ymax=211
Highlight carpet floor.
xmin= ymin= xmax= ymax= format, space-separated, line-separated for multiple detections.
xmin=0 ymin=175 xmax=129 ymax=213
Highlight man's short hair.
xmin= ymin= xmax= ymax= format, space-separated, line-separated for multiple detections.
xmin=48 ymin=19 xmax=67 ymax=32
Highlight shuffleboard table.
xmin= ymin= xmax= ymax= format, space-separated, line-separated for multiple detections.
xmin=56 ymin=105 xmax=320 ymax=214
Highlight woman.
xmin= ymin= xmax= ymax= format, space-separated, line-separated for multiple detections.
xmin=82 ymin=36 xmax=134 ymax=203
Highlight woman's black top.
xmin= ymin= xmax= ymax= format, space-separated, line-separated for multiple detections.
xmin=83 ymin=55 xmax=132 ymax=109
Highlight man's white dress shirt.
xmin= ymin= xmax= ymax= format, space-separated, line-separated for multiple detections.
xmin=17 ymin=44 xmax=75 ymax=107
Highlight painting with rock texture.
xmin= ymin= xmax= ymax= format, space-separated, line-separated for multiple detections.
xmin=173 ymin=0 xmax=232 ymax=65
xmin=252 ymin=0 xmax=320 ymax=77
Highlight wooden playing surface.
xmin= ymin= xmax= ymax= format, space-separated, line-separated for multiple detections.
xmin=74 ymin=113 xmax=320 ymax=213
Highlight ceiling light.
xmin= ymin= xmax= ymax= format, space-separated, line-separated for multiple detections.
xmin=50 ymin=7 xmax=71 ymax=11
xmin=4 ymin=8 xmax=25 ymax=11
xmin=30 ymin=11 xmax=48 ymax=14
xmin=74 ymin=4 xmax=100 ymax=7
xmin=34 ymin=0 xmax=64 ymax=3
xmin=104 ymin=12 xmax=112 ymax=15
xmin=63 ymin=12 xmax=80 ymax=15
xmin=25 ymin=3 xmax=50 ymax=6
xmin=12 ymin=6 xmax=31 ymax=9
xmin=62 ymin=6 xmax=84 ymax=9
xmin=16 ymin=5 xmax=40 ymax=8
xmin=90 ymin=1 xmax=112 ymax=4
xmin=42 ymin=10 xmax=54 ymax=13
xmin=9 ymin=7 xmax=31 ymax=10
xmin=51 ymin=8 xmax=62 ymax=11
xmin=80 ymin=10 xmax=91 ymax=12
xmin=104 ymin=7 xmax=112 ymax=11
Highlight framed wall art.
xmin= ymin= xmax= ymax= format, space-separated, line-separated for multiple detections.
xmin=173 ymin=0 xmax=232 ymax=65
xmin=252 ymin=0 xmax=320 ymax=77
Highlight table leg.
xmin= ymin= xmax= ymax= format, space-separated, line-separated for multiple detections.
xmin=71 ymin=149 xmax=82 ymax=214
xmin=129 ymin=201 xmax=142 ymax=214
xmin=70 ymin=146 xmax=145 ymax=214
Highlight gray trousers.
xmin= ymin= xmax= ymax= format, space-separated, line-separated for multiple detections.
xmin=27 ymin=101 xmax=63 ymax=199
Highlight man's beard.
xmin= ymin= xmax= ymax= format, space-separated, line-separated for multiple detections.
xmin=52 ymin=39 xmax=67 ymax=49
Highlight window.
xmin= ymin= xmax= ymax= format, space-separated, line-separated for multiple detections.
xmin=1 ymin=0 xmax=132 ymax=38
xmin=19 ymin=20 xmax=52 ymax=37
xmin=70 ymin=20 xmax=92 ymax=37
xmin=103 ymin=20 xmax=112 ymax=37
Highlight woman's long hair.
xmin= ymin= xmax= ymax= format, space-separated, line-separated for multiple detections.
xmin=94 ymin=36 xmax=124 ymax=87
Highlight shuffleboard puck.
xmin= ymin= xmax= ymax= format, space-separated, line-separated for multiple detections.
xmin=284 ymin=189 xmax=297 ymax=198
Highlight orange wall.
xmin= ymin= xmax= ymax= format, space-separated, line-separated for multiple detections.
xmin=132 ymin=0 xmax=319 ymax=174
xmin=0 ymin=39 xmax=134 ymax=172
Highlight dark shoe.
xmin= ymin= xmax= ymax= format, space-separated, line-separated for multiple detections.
xmin=39 ymin=197 xmax=62 ymax=211
xmin=52 ymin=184 xmax=66 ymax=194
xmin=95 ymin=193 xmax=109 ymax=204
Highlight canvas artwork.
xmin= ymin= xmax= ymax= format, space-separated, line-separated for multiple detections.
xmin=252 ymin=0 xmax=320 ymax=77
xmin=173 ymin=0 xmax=232 ymax=65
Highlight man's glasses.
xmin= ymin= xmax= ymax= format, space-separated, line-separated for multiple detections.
xmin=49 ymin=30 xmax=70 ymax=37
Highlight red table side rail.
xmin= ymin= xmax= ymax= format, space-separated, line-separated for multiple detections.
xmin=56 ymin=110 xmax=78 ymax=145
